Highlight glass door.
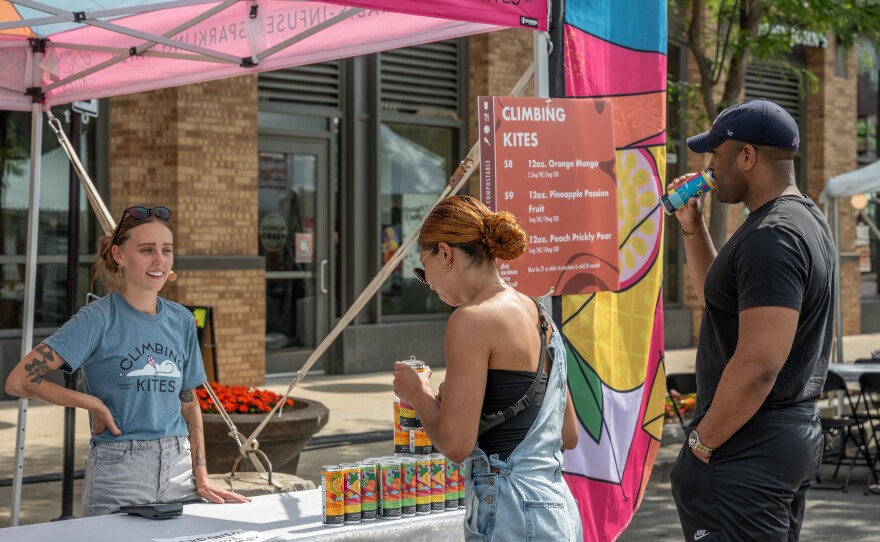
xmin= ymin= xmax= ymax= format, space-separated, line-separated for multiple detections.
xmin=258 ymin=138 xmax=330 ymax=374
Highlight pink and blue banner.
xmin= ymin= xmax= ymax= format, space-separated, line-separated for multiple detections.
xmin=553 ymin=1 xmax=668 ymax=541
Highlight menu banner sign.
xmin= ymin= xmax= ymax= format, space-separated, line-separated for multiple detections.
xmin=478 ymin=96 xmax=619 ymax=296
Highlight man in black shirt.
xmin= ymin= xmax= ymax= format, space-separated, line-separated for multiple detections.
xmin=668 ymin=99 xmax=836 ymax=541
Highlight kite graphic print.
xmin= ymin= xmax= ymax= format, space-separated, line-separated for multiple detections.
xmin=553 ymin=2 xmax=668 ymax=540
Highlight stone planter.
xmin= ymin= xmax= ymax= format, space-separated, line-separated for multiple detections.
xmin=203 ymin=398 xmax=329 ymax=475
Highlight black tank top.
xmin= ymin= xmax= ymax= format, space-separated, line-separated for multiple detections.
xmin=479 ymin=369 xmax=549 ymax=459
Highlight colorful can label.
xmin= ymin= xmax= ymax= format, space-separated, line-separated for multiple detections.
xmin=393 ymin=401 xmax=411 ymax=454
xmin=397 ymin=357 xmax=426 ymax=428
xmin=379 ymin=459 xmax=402 ymax=519
xmin=430 ymin=454 xmax=446 ymax=512
xmin=321 ymin=465 xmax=345 ymax=526
xmin=415 ymin=457 xmax=432 ymax=515
xmin=358 ymin=461 xmax=379 ymax=521
xmin=661 ymin=169 xmax=715 ymax=215
xmin=445 ymin=459 xmax=459 ymax=509
xmin=458 ymin=462 xmax=467 ymax=508
xmin=341 ymin=463 xmax=361 ymax=523
xmin=411 ymin=427 xmax=433 ymax=455
xmin=396 ymin=455 xmax=417 ymax=517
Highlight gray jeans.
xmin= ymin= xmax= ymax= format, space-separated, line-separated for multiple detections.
xmin=82 ymin=436 xmax=200 ymax=516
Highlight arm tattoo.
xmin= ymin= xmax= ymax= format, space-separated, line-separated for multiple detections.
xmin=184 ymin=420 xmax=207 ymax=468
xmin=179 ymin=388 xmax=194 ymax=402
xmin=24 ymin=343 xmax=57 ymax=385
xmin=193 ymin=445 xmax=207 ymax=468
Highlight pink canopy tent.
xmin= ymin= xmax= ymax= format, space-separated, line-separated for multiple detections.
xmin=1 ymin=0 xmax=550 ymax=526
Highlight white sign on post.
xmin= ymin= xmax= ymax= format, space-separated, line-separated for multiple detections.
xmin=72 ymin=99 xmax=99 ymax=117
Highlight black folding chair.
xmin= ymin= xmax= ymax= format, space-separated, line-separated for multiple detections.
xmin=816 ymin=371 xmax=874 ymax=492
xmin=857 ymin=372 xmax=880 ymax=495
xmin=666 ymin=373 xmax=697 ymax=435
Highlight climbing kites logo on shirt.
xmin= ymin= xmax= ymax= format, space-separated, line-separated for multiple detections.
xmin=127 ymin=355 xmax=182 ymax=378
xmin=118 ymin=343 xmax=185 ymax=393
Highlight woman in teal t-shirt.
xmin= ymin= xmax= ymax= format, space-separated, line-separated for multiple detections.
xmin=5 ymin=205 xmax=249 ymax=516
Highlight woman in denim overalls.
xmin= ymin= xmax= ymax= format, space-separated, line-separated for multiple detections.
xmin=394 ymin=195 xmax=582 ymax=541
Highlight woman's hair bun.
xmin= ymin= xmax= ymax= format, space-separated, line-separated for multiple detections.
xmin=482 ymin=211 xmax=527 ymax=260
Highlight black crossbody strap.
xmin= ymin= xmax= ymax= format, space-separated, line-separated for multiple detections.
xmin=478 ymin=299 xmax=550 ymax=438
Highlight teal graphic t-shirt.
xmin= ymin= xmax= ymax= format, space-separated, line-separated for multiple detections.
xmin=45 ymin=291 xmax=206 ymax=444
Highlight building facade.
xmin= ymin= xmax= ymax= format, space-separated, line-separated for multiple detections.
xmin=0 ymin=29 xmax=875 ymax=393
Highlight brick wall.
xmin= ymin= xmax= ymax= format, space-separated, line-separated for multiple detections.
xmin=109 ymin=75 xmax=266 ymax=385
xmin=806 ymin=43 xmax=860 ymax=335
xmin=468 ymin=30 xmax=535 ymax=198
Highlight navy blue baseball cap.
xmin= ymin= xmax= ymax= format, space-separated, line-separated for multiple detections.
xmin=687 ymin=99 xmax=800 ymax=153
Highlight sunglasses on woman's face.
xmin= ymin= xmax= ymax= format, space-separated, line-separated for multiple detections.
xmin=413 ymin=250 xmax=432 ymax=285
xmin=112 ymin=206 xmax=172 ymax=245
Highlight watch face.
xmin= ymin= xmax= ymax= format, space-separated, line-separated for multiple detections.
xmin=688 ymin=431 xmax=698 ymax=447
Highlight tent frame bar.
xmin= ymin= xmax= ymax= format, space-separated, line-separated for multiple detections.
xmin=0 ymin=0 xmax=219 ymax=31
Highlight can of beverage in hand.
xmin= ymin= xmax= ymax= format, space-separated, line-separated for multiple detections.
xmin=321 ymin=465 xmax=345 ymax=527
xmin=341 ymin=463 xmax=361 ymax=524
xmin=358 ymin=460 xmax=379 ymax=521
xmin=379 ymin=457 xmax=402 ymax=519
xmin=395 ymin=454 xmax=417 ymax=517
xmin=660 ymin=169 xmax=715 ymax=215
xmin=430 ymin=453 xmax=447 ymax=512
xmin=445 ymin=459 xmax=459 ymax=510
xmin=415 ymin=456 xmax=432 ymax=515
xmin=396 ymin=357 xmax=427 ymax=429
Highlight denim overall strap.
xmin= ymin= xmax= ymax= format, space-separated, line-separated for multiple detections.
xmin=464 ymin=311 xmax=582 ymax=541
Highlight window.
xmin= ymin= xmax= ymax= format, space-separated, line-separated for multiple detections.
xmin=0 ymin=108 xmax=101 ymax=332
xmin=377 ymin=40 xmax=466 ymax=317
xmin=379 ymin=123 xmax=455 ymax=315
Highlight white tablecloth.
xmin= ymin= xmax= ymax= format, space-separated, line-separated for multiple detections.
xmin=828 ymin=363 xmax=880 ymax=384
xmin=2 ymin=489 xmax=466 ymax=542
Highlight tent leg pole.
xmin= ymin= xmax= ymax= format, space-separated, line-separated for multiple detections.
xmin=832 ymin=198 xmax=844 ymax=365
xmin=12 ymin=89 xmax=44 ymax=528
xmin=534 ymin=27 xmax=552 ymax=317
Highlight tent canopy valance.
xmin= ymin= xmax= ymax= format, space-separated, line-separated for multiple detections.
xmin=820 ymin=160 xmax=880 ymax=200
xmin=0 ymin=0 xmax=548 ymax=111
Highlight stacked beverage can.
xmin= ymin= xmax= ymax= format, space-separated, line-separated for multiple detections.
xmin=395 ymin=454 xmax=417 ymax=517
xmin=445 ymin=459 xmax=459 ymax=510
xmin=393 ymin=400 xmax=411 ymax=454
xmin=340 ymin=463 xmax=361 ymax=524
xmin=379 ymin=457 xmax=402 ymax=519
xmin=415 ymin=456 xmax=432 ymax=515
xmin=430 ymin=453 xmax=446 ymax=512
xmin=358 ymin=459 xmax=379 ymax=521
xmin=321 ymin=465 xmax=345 ymax=527
xmin=410 ymin=427 xmax=433 ymax=455
xmin=458 ymin=461 xmax=467 ymax=508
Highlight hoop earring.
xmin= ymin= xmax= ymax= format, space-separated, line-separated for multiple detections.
xmin=443 ymin=261 xmax=453 ymax=272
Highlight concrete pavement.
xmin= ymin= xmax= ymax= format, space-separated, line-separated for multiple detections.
xmin=1 ymin=333 xmax=879 ymax=534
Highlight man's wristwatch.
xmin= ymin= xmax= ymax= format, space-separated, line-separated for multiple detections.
xmin=688 ymin=430 xmax=716 ymax=456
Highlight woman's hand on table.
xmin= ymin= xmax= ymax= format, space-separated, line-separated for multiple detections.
xmin=195 ymin=475 xmax=252 ymax=504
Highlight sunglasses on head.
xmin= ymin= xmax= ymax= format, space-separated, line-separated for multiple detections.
xmin=112 ymin=206 xmax=172 ymax=245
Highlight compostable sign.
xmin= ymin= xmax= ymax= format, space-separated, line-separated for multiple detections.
xmin=478 ymin=96 xmax=619 ymax=296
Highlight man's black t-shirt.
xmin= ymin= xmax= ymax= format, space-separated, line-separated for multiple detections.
xmin=693 ymin=195 xmax=835 ymax=420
